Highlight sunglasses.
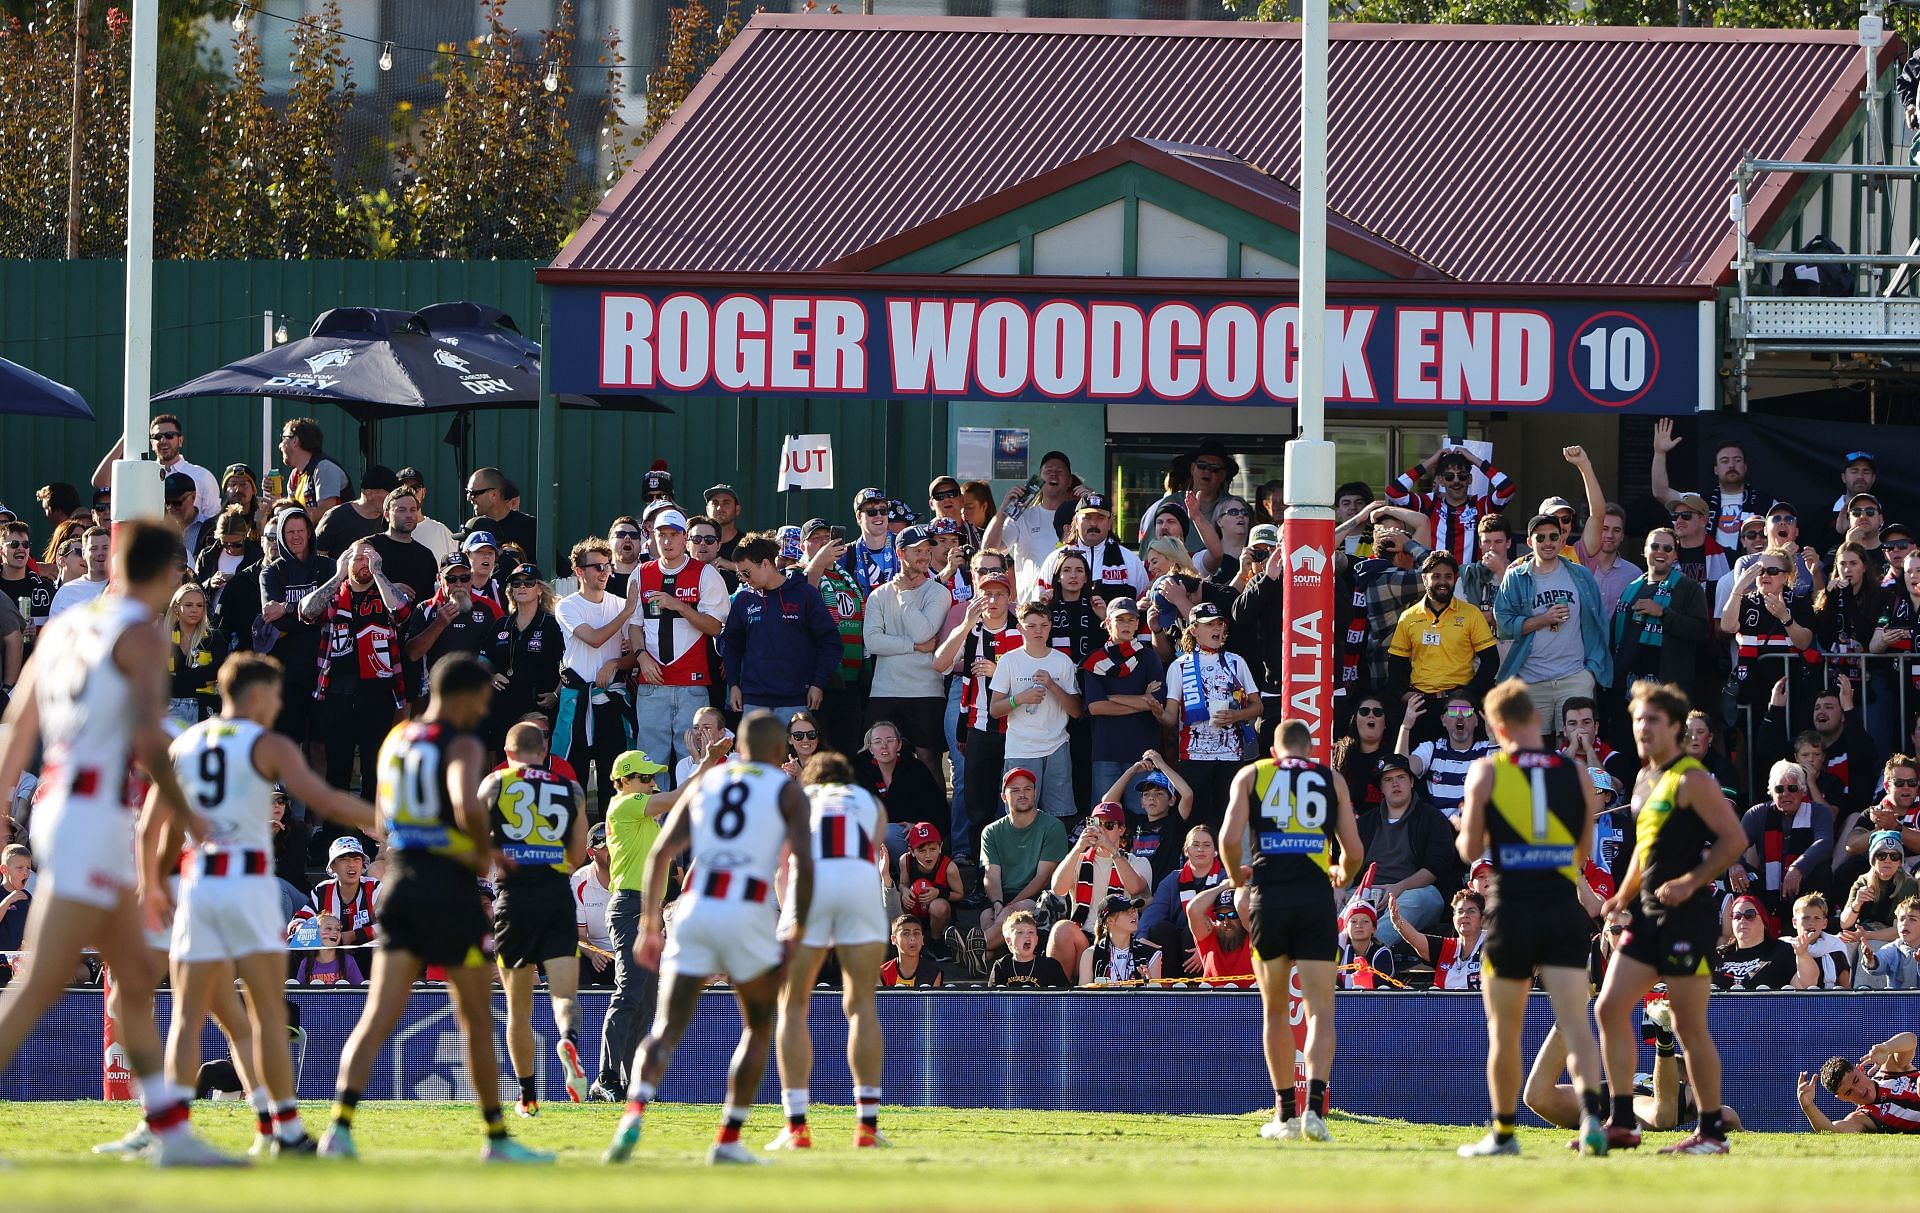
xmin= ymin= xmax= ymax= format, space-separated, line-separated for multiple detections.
xmin=150 ymin=431 xmax=180 ymax=441
xmin=1853 ymin=507 xmax=1881 ymax=517
xmin=1773 ymin=784 xmax=1803 ymax=794
xmin=789 ymin=729 xmax=818 ymax=741
xmin=507 ymin=577 xmax=536 ymax=588
xmin=1670 ymin=511 xmax=1698 ymax=521
xmin=1193 ymin=461 xmax=1227 ymax=473
xmin=1730 ymin=909 xmax=1760 ymax=921
xmin=56 ymin=544 xmax=79 ymax=558
xmin=1437 ymin=470 xmax=1471 ymax=482
xmin=1355 ymin=706 xmax=1386 ymax=718
xmin=1875 ymin=853 xmax=1902 ymax=863
xmin=932 ymin=488 xmax=960 ymax=501
xmin=1 ymin=540 xmax=29 ymax=550
xmin=1646 ymin=542 xmax=1675 ymax=552
xmin=1760 ymin=566 xmax=1787 ymax=576
xmin=577 ymin=561 xmax=609 ymax=572
xmin=464 ymin=486 xmax=495 ymax=498
xmin=221 ymin=540 xmax=248 ymax=552
xmin=861 ymin=506 xmax=890 ymax=517
xmin=1771 ymin=514 xmax=1797 ymax=524
xmin=1894 ymin=778 xmax=1919 ymax=788
xmin=1891 ymin=540 xmax=1916 ymax=551
xmin=1443 ymin=707 xmax=1476 ymax=719
xmin=690 ymin=535 xmax=720 ymax=544
xmin=444 ymin=572 xmax=472 ymax=584
xmin=611 ymin=530 xmax=642 ymax=541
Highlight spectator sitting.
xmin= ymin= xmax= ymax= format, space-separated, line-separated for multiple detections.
xmin=1684 ymin=709 xmax=1745 ymax=807
xmin=1045 ymin=803 xmax=1151 ymax=979
xmin=1389 ymin=887 xmax=1485 ymax=990
xmin=295 ymin=914 xmax=367 ymax=986
xmin=1858 ymin=895 xmax=1920 ymax=989
xmin=1079 ymin=894 xmax=1162 ymax=986
xmin=988 ymin=910 xmax=1072 ymax=989
xmin=1712 ymin=894 xmax=1800 ymax=990
xmin=165 ymin=581 xmax=226 ymax=728
xmin=0 ymin=844 xmax=33 ymax=953
xmin=1733 ymin=760 xmax=1833 ymax=922
xmin=674 ymin=707 xmax=735 ymax=788
xmin=267 ymin=784 xmax=310 ymax=899
xmin=1335 ymin=899 xmax=1396 ymax=990
xmin=1839 ymin=831 xmax=1917 ymax=947
xmin=572 ymin=824 xmax=615 ymax=988
xmin=898 ymin=822 xmax=964 ymax=952
xmin=1140 ymin=824 xmax=1226 ymax=975
xmin=1400 ymin=692 xmax=1494 ymax=822
xmin=879 ymin=916 xmax=945 ymax=988
xmin=1183 ymin=884 xmax=1255 ymax=988
xmin=1104 ymin=757 xmax=1192 ymax=889
xmin=854 ymin=720 xmax=947 ymax=843
xmin=977 ymin=769 xmax=1070 ymax=958
xmin=288 ymin=836 xmax=380 ymax=947
xmin=1787 ymin=893 xmax=1852 ymax=989
xmin=1841 ymin=753 xmax=1920 ymax=873
xmin=1356 ymin=754 xmax=1458 ymax=948
xmin=781 ymin=710 xmax=826 ymax=781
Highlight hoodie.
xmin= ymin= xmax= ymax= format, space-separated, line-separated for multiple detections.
xmin=256 ymin=506 xmax=331 ymax=678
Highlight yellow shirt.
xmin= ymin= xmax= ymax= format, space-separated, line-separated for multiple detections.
xmin=605 ymin=791 xmax=662 ymax=893
xmin=1387 ymin=596 xmax=1496 ymax=692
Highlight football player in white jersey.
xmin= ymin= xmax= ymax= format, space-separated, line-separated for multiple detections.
xmin=767 ymin=751 xmax=890 ymax=1151
xmin=0 ymin=522 xmax=224 ymax=1165
xmin=151 ymin=654 xmax=376 ymax=1156
xmin=605 ymin=711 xmax=812 ymax=1167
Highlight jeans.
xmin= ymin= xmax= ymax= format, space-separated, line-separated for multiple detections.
xmin=742 ymin=703 xmax=805 ymax=727
xmin=600 ymin=889 xmax=658 ymax=1089
xmin=1090 ymin=760 xmax=1144 ymax=816
xmin=1370 ymin=883 xmax=1446 ymax=952
xmin=1008 ymin=741 xmax=1076 ymax=820
xmin=944 ymin=678 xmax=967 ymax=832
xmin=962 ymin=727 xmax=1007 ymax=861
xmin=632 ymin=683 xmax=710 ymax=789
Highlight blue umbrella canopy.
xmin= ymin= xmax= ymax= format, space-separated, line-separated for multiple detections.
xmin=0 ymin=355 xmax=92 ymax=419
xmin=417 ymin=301 xmax=541 ymax=370
xmin=154 ymin=307 xmax=541 ymax=420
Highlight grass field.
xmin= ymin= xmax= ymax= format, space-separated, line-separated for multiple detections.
xmin=0 ymin=1100 xmax=1897 ymax=1212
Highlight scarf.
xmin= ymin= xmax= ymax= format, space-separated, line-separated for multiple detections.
xmin=1082 ymin=639 xmax=1145 ymax=679
xmin=1181 ymin=646 xmax=1256 ymax=754
xmin=1614 ymin=568 xmax=1678 ymax=649
xmin=1175 ymin=858 xmax=1226 ymax=910
xmin=1049 ymin=594 xmax=1099 ymax=664
xmin=316 ymin=582 xmax=401 ymax=705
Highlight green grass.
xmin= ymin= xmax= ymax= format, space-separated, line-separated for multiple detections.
xmin=0 ymin=1100 xmax=1900 ymax=1212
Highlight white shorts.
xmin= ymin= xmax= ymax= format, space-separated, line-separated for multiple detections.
xmin=660 ymin=895 xmax=781 ymax=984
xmin=28 ymin=799 xmax=136 ymax=912
xmin=783 ymin=861 xmax=888 ymax=949
xmin=144 ymin=876 xmax=180 ymax=953
xmin=172 ymin=874 xmax=286 ymax=963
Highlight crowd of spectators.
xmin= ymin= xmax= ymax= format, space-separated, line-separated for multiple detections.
xmin=7 ymin=417 xmax=1920 ymax=995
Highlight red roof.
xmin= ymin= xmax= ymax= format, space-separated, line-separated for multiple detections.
xmin=550 ymin=17 xmax=1890 ymax=288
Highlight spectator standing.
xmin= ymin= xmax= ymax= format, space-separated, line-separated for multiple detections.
xmin=257 ymin=507 xmax=328 ymax=743
xmin=461 ymin=466 xmax=537 ymax=561
xmin=1386 ymin=443 xmax=1516 ymax=562
xmin=841 ymin=487 xmax=899 ymax=597
xmin=1612 ymin=528 xmax=1712 ymax=709
xmin=1580 ymin=504 xmax=1642 ymax=623
xmin=800 ymin=519 xmax=867 ymax=757
xmin=553 ymin=537 xmax=637 ymax=813
xmin=1400 ymin=693 xmax=1495 ymax=821
xmin=721 ymin=534 xmax=839 ymax=723
xmin=392 ymin=467 xmax=455 ymax=563
xmin=164 ymin=472 xmax=210 ymax=557
xmin=195 ymin=512 xmax=261 ymax=623
xmin=1341 ymin=508 xmax=1432 ymax=700
xmin=1386 ymin=551 xmax=1497 ymax=742
xmin=403 ymin=553 xmax=501 ymax=703
xmin=1650 ymin=421 xmax=1770 ymax=553
xmin=1836 ymin=495 xmax=1890 ymax=577
xmin=605 ymin=516 xmax=645 ymax=597
xmin=1494 ymin=513 xmax=1613 ymax=743
xmin=300 ymin=541 xmax=408 ymax=804
xmin=1818 ymin=542 xmax=1891 ymax=744
xmin=91 ymin=412 xmax=220 ymax=521
xmin=1664 ymin=492 xmax=1731 ymax=587
xmin=983 ymin=451 xmax=1084 ymax=595
xmin=1828 ymin=451 xmax=1877 ymax=537
xmin=935 ymin=566 xmax=1021 ymax=860
xmin=977 ymin=770 xmax=1071 ymax=956
xmin=483 ymin=563 xmax=564 ymax=749
xmin=1334 ymin=695 xmax=1392 ymax=817
xmin=312 ymin=465 xmax=394 ymax=559
xmin=686 ymin=516 xmax=736 ymax=594
xmin=0 ymin=519 xmax=58 ymax=652
xmin=462 ymin=532 xmax=506 ymax=614
xmin=926 ymin=475 xmax=980 ymax=547
xmin=1729 ymin=502 xmax=1816 ymax=600
xmin=1357 ymin=754 xmax=1459 ymax=948
xmin=278 ymin=417 xmax=350 ymax=516
xmin=863 ymin=526 xmax=953 ymax=773
xmin=990 ymin=601 xmax=1083 ymax=821
xmin=630 ymin=509 xmax=728 ymax=785
xmin=1037 ymin=493 xmax=1147 ymax=600
xmin=48 ymin=525 xmax=110 ymax=617
xmin=367 ymin=487 xmax=439 ymax=603
xmin=702 ymin=483 xmax=745 ymax=567
xmin=1721 ymin=550 xmax=1818 ymax=713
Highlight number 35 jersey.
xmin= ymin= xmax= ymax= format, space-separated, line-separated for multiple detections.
xmin=686 ymin=762 xmax=791 ymax=893
xmin=1249 ymin=756 xmax=1340 ymax=884
xmin=483 ymin=761 xmax=580 ymax=888
xmin=170 ymin=718 xmax=274 ymax=851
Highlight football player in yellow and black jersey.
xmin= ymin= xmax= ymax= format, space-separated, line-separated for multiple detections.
xmin=1595 ymin=681 xmax=1745 ymax=1156
xmin=480 ymin=721 xmax=591 ymax=1118
xmin=1453 ymin=679 xmax=1607 ymax=1159
xmin=319 ymin=654 xmax=552 ymax=1165
xmin=1220 ymin=719 xmax=1362 ymax=1145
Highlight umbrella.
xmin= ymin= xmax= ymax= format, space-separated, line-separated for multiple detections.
xmin=416 ymin=299 xmax=667 ymax=415
xmin=0 ymin=355 xmax=92 ymax=420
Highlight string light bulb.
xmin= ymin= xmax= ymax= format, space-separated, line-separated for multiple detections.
xmin=378 ymin=41 xmax=393 ymax=71
xmin=543 ymin=62 xmax=560 ymax=91
xmin=274 ymin=322 xmax=290 ymax=344
xmin=232 ymin=6 xmax=247 ymax=32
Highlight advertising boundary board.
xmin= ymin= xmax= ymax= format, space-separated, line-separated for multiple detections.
xmin=553 ymin=287 xmax=1706 ymax=414
xmin=1 ymin=988 xmax=1906 ymax=1131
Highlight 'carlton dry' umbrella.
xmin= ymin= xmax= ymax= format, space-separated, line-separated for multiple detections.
xmin=0 ymin=355 xmax=92 ymax=420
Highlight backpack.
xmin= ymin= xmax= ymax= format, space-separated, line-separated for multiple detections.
xmin=1779 ymin=235 xmax=1855 ymax=298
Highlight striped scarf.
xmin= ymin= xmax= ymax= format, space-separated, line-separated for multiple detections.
xmin=1081 ymin=639 xmax=1145 ymax=678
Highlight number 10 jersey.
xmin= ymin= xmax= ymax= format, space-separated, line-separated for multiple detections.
xmin=1249 ymin=755 xmax=1339 ymax=884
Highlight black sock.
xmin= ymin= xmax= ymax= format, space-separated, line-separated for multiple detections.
xmin=1611 ymin=1093 xmax=1637 ymax=1129
xmin=256 ymin=1109 xmax=272 ymax=1136
xmin=1278 ymin=1088 xmax=1297 ymax=1120
xmin=1597 ymin=1082 xmax=1611 ymax=1107
xmin=519 ymin=1076 xmax=537 ymax=1104
xmin=788 ymin=1112 xmax=807 ymax=1129
xmin=564 ymin=1027 xmax=578 ymax=1047
xmin=1493 ymin=1115 xmax=1517 ymax=1143
xmin=482 ymin=1105 xmax=507 ymax=1141
xmin=331 ymin=1088 xmax=361 ymax=1130
xmin=1699 ymin=1107 xmax=1725 ymax=1140
xmin=1581 ymin=1087 xmax=1607 ymax=1120
xmin=1308 ymin=1079 xmax=1329 ymax=1118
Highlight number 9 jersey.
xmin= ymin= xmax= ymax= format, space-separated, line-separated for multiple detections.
xmin=1249 ymin=755 xmax=1340 ymax=883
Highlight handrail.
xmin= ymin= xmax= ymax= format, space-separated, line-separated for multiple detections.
xmin=1750 ymin=252 xmax=1920 ymax=266
xmin=1737 ymin=159 xmax=1920 ymax=177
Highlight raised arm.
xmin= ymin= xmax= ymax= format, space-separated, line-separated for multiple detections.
xmin=1649 ymin=419 xmax=1681 ymax=509
xmin=1565 ymin=446 xmax=1606 ymax=555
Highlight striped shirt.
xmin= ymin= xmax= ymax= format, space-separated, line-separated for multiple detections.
xmin=1386 ymin=465 xmax=1516 ymax=563
xmin=1863 ymin=1072 xmax=1920 ymax=1132
xmin=1412 ymin=738 xmax=1495 ymax=818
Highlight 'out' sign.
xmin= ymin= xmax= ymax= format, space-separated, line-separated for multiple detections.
xmin=778 ymin=433 xmax=834 ymax=491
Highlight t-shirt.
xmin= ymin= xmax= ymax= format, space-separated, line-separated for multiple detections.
xmin=1127 ymin=811 xmax=1185 ymax=888
xmin=980 ymin=812 xmax=1070 ymax=896
xmin=1712 ymin=938 xmax=1797 ymax=990
xmin=604 ymin=791 xmax=661 ymax=893
xmin=554 ymin=591 xmax=628 ymax=682
xmin=1518 ymin=562 xmax=1585 ymax=681
xmin=368 ymin=535 xmax=439 ymax=603
xmin=1800 ymin=931 xmax=1851 ymax=988
xmin=312 ymin=503 xmax=383 ymax=559
xmin=289 ymin=456 xmax=351 ymax=512
xmin=48 ymin=577 xmax=107 ymax=618
xmin=988 ymin=953 xmax=1071 ymax=989
xmin=1195 ymin=929 xmax=1256 ymax=987
xmin=468 ymin=510 xmax=538 ymax=562
xmin=0 ymin=570 xmax=56 ymax=629
xmin=1675 ymin=541 xmax=1731 ymax=588
xmin=1081 ymin=647 xmax=1168 ymax=765
xmin=570 ymin=864 xmax=613 ymax=950
xmin=0 ymin=889 xmax=30 ymax=951
xmin=989 ymin=647 xmax=1080 ymax=761
xmin=1164 ymin=648 xmax=1260 ymax=762
xmin=1413 ymin=738 xmax=1495 ymax=819
xmin=879 ymin=957 xmax=945 ymax=987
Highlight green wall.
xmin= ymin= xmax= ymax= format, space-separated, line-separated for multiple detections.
xmin=0 ymin=261 xmax=934 ymax=567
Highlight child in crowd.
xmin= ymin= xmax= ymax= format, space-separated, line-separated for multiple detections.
xmin=295 ymin=914 xmax=366 ymax=987
xmin=897 ymin=822 xmax=965 ymax=955
xmin=1336 ymin=900 xmax=1397 ymax=990
xmin=988 ymin=910 xmax=1071 ymax=989
xmin=879 ymin=915 xmax=944 ymax=988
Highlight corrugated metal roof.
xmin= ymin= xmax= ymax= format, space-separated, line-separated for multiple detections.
xmin=551 ymin=18 xmax=1884 ymax=287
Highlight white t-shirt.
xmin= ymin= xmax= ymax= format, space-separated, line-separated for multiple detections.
xmin=570 ymin=863 xmax=612 ymax=951
xmin=555 ymin=591 xmax=629 ymax=682
xmin=48 ymin=577 xmax=108 ymax=618
xmin=1801 ymin=931 xmax=1851 ymax=988
xmin=1164 ymin=648 xmax=1260 ymax=762
xmin=989 ymin=646 xmax=1079 ymax=761
xmin=413 ymin=516 xmax=456 ymax=564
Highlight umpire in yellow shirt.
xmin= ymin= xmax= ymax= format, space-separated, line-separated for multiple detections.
xmin=1386 ymin=551 xmax=1498 ymax=747
xmin=591 ymin=749 xmax=669 ymax=1101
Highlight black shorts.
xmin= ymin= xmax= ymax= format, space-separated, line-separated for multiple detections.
xmin=378 ymin=853 xmax=489 ymax=968
xmin=1484 ymin=890 xmax=1592 ymax=980
xmin=492 ymin=878 xmax=579 ymax=969
xmin=1248 ymin=881 xmax=1338 ymax=964
xmin=867 ymin=696 xmax=945 ymax=755
xmin=1617 ymin=898 xmax=1718 ymax=979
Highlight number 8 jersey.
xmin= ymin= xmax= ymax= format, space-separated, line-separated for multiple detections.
xmin=686 ymin=762 xmax=791 ymax=894
xmin=1249 ymin=755 xmax=1340 ymax=882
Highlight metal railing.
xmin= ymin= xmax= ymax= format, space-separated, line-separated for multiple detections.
xmin=1734 ymin=649 xmax=1913 ymax=799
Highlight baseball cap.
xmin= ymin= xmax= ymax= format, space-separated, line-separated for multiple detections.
xmin=1538 ymin=495 xmax=1576 ymax=516
xmin=1846 ymin=450 xmax=1876 ymax=467
xmin=1883 ymin=522 xmax=1914 ymax=542
xmin=1870 ymin=829 xmax=1905 ymax=858
xmin=776 ymin=525 xmax=803 ymax=561
xmin=1377 ymin=753 xmax=1414 ymax=777
xmin=853 ymin=486 xmax=887 ymax=509
xmin=611 ymin=750 xmax=668 ymax=780
xmin=361 ymin=464 xmax=399 ymax=492
xmin=1105 ymin=596 xmax=1140 ymax=619
xmin=1209 ymin=886 xmax=1239 ymax=920
xmin=588 ymin=823 xmax=607 ymax=848
xmin=975 ymin=570 xmax=1012 ymax=593
xmin=652 ymin=509 xmax=690 ymax=532
xmin=906 ymin=821 xmax=942 ymax=849
xmin=929 ymin=475 xmax=960 ymax=496
xmin=1134 ymin=770 xmax=1174 ymax=795
xmin=1666 ymin=492 xmax=1710 ymax=514
xmin=441 ymin=551 xmax=472 ymax=572
xmin=1189 ymin=602 xmax=1225 ymax=622
xmin=1098 ymin=892 xmax=1143 ymax=918
xmin=801 ymin=517 xmax=833 ymax=540
xmin=328 ymin=836 xmax=368 ymax=863
xmin=163 ymin=471 xmax=198 ymax=502
xmin=1090 ymin=801 xmax=1127 ymax=826
xmin=1038 ymin=450 xmax=1072 ymax=470
xmin=1248 ymin=524 xmax=1280 ymax=549
xmin=1768 ymin=501 xmax=1798 ymax=519
xmin=1075 ymin=492 xmax=1113 ymax=515
xmin=889 ymin=500 xmax=919 ymax=524
xmin=927 ymin=517 xmax=961 ymax=538
xmin=1002 ymin=766 xmax=1038 ymax=789
xmin=508 ymin=562 xmax=542 ymax=581
xmin=896 ymin=525 xmax=931 ymax=548
xmin=395 ymin=465 xmax=426 ymax=488
xmin=462 ymin=530 xmax=498 ymax=552
xmin=1849 ymin=492 xmax=1882 ymax=511
xmin=643 ymin=468 xmax=674 ymax=494
xmin=703 ymin=483 xmax=739 ymax=504
xmin=1471 ymin=858 xmax=1494 ymax=881
xmin=1738 ymin=513 xmax=1768 ymax=532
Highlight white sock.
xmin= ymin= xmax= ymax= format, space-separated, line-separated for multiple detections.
xmin=855 ymin=1085 xmax=881 ymax=1124
xmin=781 ymin=1088 xmax=809 ymax=1119
xmin=625 ymin=1080 xmax=656 ymax=1108
xmin=274 ymin=1101 xmax=306 ymax=1142
xmin=248 ymin=1087 xmax=272 ymax=1114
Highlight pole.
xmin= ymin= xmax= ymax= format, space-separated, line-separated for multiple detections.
xmin=262 ymin=311 xmax=276 ymax=484
xmin=111 ymin=0 xmax=163 ymax=528
xmin=1280 ymin=0 xmax=1337 ymax=765
xmin=65 ymin=0 xmax=91 ymax=259
xmin=535 ymin=295 xmax=558 ymax=571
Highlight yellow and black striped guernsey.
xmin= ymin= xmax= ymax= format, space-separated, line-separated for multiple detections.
xmin=1632 ymin=755 xmax=1716 ymax=915
xmin=1483 ymin=749 xmax=1585 ymax=897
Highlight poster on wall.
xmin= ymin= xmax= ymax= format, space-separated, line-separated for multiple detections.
xmin=955 ymin=427 xmax=996 ymax=480
xmin=993 ymin=428 xmax=1030 ymax=480
xmin=776 ymin=433 xmax=834 ymax=491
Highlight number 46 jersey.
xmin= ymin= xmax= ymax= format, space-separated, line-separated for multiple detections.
xmin=1249 ymin=755 xmax=1340 ymax=884
xmin=686 ymin=762 xmax=791 ymax=893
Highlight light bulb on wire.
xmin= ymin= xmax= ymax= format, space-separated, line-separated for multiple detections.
xmin=543 ymin=62 xmax=560 ymax=92
xmin=379 ymin=41 xmax=394 ymax=71
xmin=232 ymin=5 xmax=247 ymax=32
xmin=274 ymin=322 xmax=290 ymax=345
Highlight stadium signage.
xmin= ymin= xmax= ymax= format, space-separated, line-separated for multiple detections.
xmin=556 ymin=288 xmax=1702 ymax=413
